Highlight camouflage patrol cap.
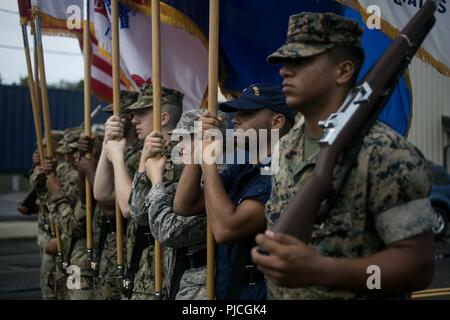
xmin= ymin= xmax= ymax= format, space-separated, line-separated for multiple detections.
xmin=102 ymin=90 xmax=139 ymax=113
xmin=267 ymin=12 xmax=362 ymax=63
xmin=40 ymin=130 xmax=64 ymax=149
xmin=127 ymin=83 xmax=184 ymax=111
xmin=174 ymin=109 xmax=227 ymax=136
xmin=56 ymin=127 xmax=83 ymax=154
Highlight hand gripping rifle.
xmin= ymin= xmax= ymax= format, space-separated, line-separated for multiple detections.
xmin=266 ymin=0 xmax=439 ymax=244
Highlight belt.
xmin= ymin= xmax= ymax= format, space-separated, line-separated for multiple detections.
xmin=243 ymin=264 xmax=265 ymax=286
xmin=169 ymin=247 xmax=207 ymax=299
xmin=181 ymin=248 xmax=207 ymax=270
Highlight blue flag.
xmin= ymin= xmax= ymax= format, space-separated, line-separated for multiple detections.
xmin=162 ymin=0 xmax=411 ymax=135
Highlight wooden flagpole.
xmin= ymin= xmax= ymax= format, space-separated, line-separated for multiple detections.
xmin=151 ymin=0 xmax=163 ymax=299
xmin=111 ymin=0 xmax=125 ymax=275
xmin=207 ymin=0 xmax=219 ymax=300
xmin=83 ymin=0 xmax=94 ymax=265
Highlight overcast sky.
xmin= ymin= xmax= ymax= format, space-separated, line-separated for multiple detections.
xmin=0 ymin=0 xmax=84 ymax=85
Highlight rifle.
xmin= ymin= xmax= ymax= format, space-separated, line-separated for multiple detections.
xmin=18 ymin=171 xmax=47 ymax=216
xmin=79 ymin=104 xmax=102 ymax=131
xmin=18 ymin=188 xmax=38 ymax=215
xmin=268 ymin=0 xmax=439 ymax=243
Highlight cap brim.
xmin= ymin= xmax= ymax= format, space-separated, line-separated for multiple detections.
xmin=102 ymin=104 xmax=113 ymax=112
xmin=127 ymin=101 xmax=152 ymax=111
xmin=267 ymin=42 xmax=334 ymax=64
xmin=219 ymin=98 xmax=266 ymax=113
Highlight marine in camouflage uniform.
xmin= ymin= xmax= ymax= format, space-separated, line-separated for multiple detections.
xmin=256 ymin=12 xmax=435 ymax=299
xmin=122 ymin=138 xmax=154 ymax=300
xmin=94 ymin=207 xmax=121 ymax=300
xmin=127 ymin=84 xmax=184 ymax=300
xmin=29 ymin=133 xmax=63 ymax=300
xmin=98 ymin=138 xmax=143 ymax=300
xmin=31 ymin=169 xmax=57 ymax=300
xmin=73 ymin=133 xmax=110 ymax=299
xmin=47 ymin=127 xmax=95 ymax=300
xmin=87 ymin=90 xmax=140 ymax=300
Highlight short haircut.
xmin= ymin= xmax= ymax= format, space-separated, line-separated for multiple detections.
xmin=270 ymin=110 xmax=294 ymax=137
xmin=162 ymin=103 xmax=182 ymax=130
xmin=279 ymin=116 xmax=293 ymax=137
xmin=326 ymin=46 xmax=365 ymax=86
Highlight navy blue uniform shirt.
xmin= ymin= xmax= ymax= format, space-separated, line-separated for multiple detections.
xmin=215 ymin=161 xmax=271 ymax=300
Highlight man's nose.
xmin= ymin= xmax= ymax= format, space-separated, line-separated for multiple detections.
xmin=279 ymin=64 xmax=293 ymax=79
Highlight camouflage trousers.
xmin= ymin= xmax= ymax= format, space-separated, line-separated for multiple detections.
xmin=129 ymin=292 xmax=157 ymax=300
xmin=39 ymin=248 xmax=57 ymax=300
xmin=95 ymin=233 xmax=122 ymax=300
xmin=96 ymin=276 xmax=122 ymax=300
xmin=65 ymin=239 xmax=95 ymax=300
xmin=122 ymin=246 xmax=156 ymax=300
xmin=175 ymin=267 xmax=207 ymax=300
xmin=65 ymin=276 xmax=95 ymax=300
xmin=55 ymin=266 xmax=68 ymax=300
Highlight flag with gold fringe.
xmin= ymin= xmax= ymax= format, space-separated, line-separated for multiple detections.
xmin=337 ymin=0 xmax=450 ymax=77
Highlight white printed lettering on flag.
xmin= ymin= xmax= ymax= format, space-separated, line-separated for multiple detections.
xmin=94 ymin=0 xmax=208 ymax=110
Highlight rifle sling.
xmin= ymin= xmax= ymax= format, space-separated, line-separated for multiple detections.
xmin=93 ymin=217 xmax=110 ymax=278
xmin=124 ymin=225 xmax=153 ymax=298
xmin=169 ymin=247 xmax=188 ymax=300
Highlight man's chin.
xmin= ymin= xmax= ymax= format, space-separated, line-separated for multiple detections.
xmin=285 ymin=96 xmax=300 ymax=109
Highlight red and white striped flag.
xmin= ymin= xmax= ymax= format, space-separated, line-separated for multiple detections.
xmin=29 ymin=0 xmax=210 ymax=108
xmin=29 ymin=0 xmax=133 ymax=101
xmin=93 ymin=0 xmax=209 ymax=110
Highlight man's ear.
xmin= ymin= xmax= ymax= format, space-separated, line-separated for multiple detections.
xmin=271 ymin=113 xmax=285 ymax=131
xmin=336 ymin=60 xmax=356 ymax=86
xmin=161 ymin=111 xmax=170 ymax=127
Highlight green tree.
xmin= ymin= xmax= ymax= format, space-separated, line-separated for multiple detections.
xmin=49 ymin=79 xmax=84 ymax=90
xmin=19 ymin=76 xmax=28 ymax=86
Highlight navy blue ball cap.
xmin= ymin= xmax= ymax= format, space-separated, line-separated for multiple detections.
xmin=219 ymin=83 xmax=297 ymax=124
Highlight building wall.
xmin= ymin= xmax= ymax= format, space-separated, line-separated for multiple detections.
xmin=408 ymin=58 xmax=450 ymax=168
xmin=0 ymin=85 xmax=108 ymax=173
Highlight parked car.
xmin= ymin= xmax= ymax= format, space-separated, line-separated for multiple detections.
xmin=428 ymin=162 xmax=450 ymax=239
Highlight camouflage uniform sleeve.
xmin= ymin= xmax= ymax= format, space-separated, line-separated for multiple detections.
xmin=145 ymin=182 xmax=206 ymax=248
xmin=47 ymin=171 xmax=84 ymax=237
xmin=367 ymin=134 xmax=434 ymax=245
xmin=48 ymin=196 xmax=85 ymax=238
xmin=29 ymin=169 xmax=40 ymax=188
xmin=51 ymin=170 xmax=79 ymax=208
xmin=129 ymin=172 xmax=151 ymax=226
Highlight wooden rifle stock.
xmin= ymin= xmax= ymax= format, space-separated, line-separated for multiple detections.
xmin=19 ymin=188 xmax=38 ymax=215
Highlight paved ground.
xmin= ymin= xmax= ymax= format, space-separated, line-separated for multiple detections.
xmin=0 ymin=192 xmax=35 ymax=222
xmin=0 ymin=192 xmax=41 ymax=299
xmin=0 ymin=239 xmax=41 ymax=300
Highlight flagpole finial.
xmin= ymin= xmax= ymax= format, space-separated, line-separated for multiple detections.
xmin=31 ymin=6 xmax=37 ymax=17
